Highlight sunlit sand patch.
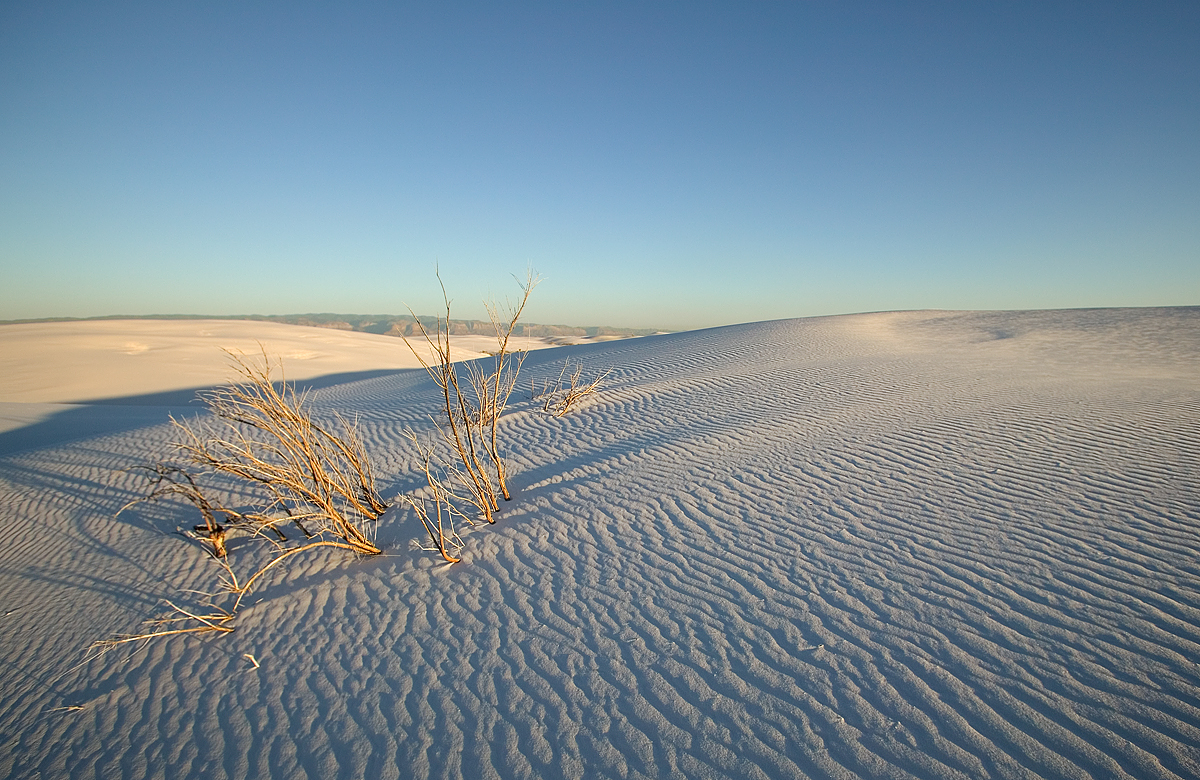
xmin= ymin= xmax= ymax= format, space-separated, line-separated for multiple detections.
xmin=0 ymin=319 xmax=569 ymax=404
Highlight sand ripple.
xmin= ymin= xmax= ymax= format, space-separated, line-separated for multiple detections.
xmin=1 ymin=308 xmax=1199 ymax=779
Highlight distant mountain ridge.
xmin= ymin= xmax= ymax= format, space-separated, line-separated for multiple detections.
xmin=0 ymin=313 xmax=664 ymax=342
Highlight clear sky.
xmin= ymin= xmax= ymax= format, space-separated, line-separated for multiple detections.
xmin=2 ymin=2 xmax=1197 ymax=331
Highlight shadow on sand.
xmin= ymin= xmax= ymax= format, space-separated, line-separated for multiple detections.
xmin=0 ymin=369 xmax=408 ymax=458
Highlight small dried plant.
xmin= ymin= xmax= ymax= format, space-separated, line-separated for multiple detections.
xmin=400 ymin=434 xmax=468 ymax=563
xmin=171 ymin=348 xmax=386 ymax=555
xmin=403 ymin=269 xmax=539 ymax=524
xmin=109 ymin=348 xmax=388 ymax=646
xmin=534 ymin=360 xmax=610 ymax=417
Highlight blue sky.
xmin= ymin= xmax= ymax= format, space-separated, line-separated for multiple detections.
xmin=2 ymin=2 xmax=1197 ymax=330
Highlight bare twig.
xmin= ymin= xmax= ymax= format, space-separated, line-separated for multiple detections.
xmin=402 ymin=433 xmax=466 ymax=563
xmin=402 ymin=270 xmax=538 ymax=523
xmin=534 ymin=360 xmax=610 ymax=417
xmin=90 ymin=600 xmax=235 ymax=653
xmin=119 ymin=464 xmax=230 ymax=557
xmin=480 ymin=268 xmax=540 ymax=499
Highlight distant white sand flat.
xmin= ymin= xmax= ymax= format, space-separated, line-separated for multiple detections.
xmin=1 ymin=307 xmax=1198 ymax=780
xmin=0 ymin=319 xmax=561 ymax=403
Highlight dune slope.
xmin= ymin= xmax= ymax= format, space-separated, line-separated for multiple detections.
xmin=1 ymin=308 xmax=1198 ymax=779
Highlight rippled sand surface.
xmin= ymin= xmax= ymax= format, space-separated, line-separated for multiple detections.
xmin=1 ymin=308 xmax=1198 ymax=779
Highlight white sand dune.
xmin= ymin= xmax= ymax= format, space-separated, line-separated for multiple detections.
xmin=1 ymin=307 xmax=1198 ymax=779
xmin=0 ymin=319 xmax=562 ymax=405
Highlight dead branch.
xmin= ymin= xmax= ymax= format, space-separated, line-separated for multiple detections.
xmin=171 ymin=347 xmax=385 ymax=554
xmin=120 ymin=465 xmax=230 ymax=557
xmin=104 ymin=348 xmax=390 ymax=651
xmin=534 ymin=360 xmax=610 ymax=417
xmin=480 ymin=268 xmax=540 ymax=499
xmin=90 ymin=600 xmax=235 ymax=654
xmin=399 ymin=269 xmax=538 ymax=558
xmin=403 ymin=272 xmax=502 ymax=522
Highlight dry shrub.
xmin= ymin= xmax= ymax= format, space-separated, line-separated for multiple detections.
xmin=403 ymin=269 xmax=539 ymax=525
xmin=401 ymin=433 xmax=468 ymax=563
xmin=110 ymin=348 xmax=387 ymax=645
xmin=534 ymin=360 xmax=610 ymax=417
xmin=172 ymin=348 xmax=385 ymax=555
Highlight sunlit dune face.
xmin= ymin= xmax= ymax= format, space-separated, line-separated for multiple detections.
xmin=0 ymin=319 xmax=564 ymax=404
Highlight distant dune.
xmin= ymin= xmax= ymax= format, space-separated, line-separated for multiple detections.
xmin=1 ymin=307 xmax=1198 ymax=779
xmin=0 ymin=318 xmax=571 ymax=405
xmin=0 ymin=312 xmax=660 ymax=341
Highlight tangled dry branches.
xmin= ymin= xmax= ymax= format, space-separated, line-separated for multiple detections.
xmin=403 ymin=269 xmax=539 ymax=525
xmin=534 ymin=360 xmax=610 ymax=417
xmin=111 ymin=348 xmax=388 ymax=645
xmin=401 ymin=433 xmax=468 ymax=563
xmin=172 ymin=347 xmax=385 ymax=555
